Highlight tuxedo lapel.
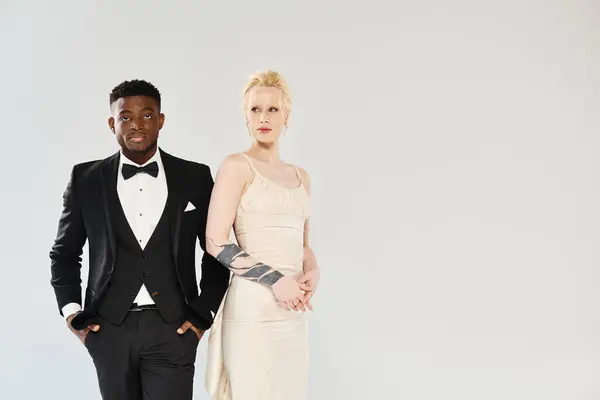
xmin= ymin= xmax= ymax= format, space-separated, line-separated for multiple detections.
xmin=160 ymin=149 xmax=184 ymax=266
xmin=100 ymin=152 xmax=120 ymax=259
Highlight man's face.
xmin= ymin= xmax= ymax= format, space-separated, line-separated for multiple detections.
xmin=108 ymin=95 xmax=164 ymax=158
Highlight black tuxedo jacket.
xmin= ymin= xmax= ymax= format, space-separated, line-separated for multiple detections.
xmin=50 ymin=149 xmax=230 ymax=330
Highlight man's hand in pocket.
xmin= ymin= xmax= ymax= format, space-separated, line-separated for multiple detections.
xmin=66 ymin=312 xmax=100 ymax=344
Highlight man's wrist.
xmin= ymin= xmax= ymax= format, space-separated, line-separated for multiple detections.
xmin=62 ymin=303 xmax=82 ymax=322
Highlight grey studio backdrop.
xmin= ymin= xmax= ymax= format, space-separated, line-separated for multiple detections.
xmin=1 ymin=1 xmax=599 ymax=399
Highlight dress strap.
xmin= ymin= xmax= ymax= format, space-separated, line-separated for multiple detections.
xmin=240 ymin=153 xmax=259 ymax=175
xmin=293 ymin=164 xmax=303 ymax=183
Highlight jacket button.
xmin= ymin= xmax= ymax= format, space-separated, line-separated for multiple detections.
xmin=143 ymin=272 xmax=148 ymax=277
xmin=142 ymin=255 xmax=147 ymax=259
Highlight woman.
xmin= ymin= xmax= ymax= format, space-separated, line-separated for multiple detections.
xmin=204 ymin=70 xmax=321 ymax=400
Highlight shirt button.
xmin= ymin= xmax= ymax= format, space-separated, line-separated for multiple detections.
xmin=139 ymin=213 xmax=142 ymax=216
xmin=139 ymin=189 xmax=143 ymax=192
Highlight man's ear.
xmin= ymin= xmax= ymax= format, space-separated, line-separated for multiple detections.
xmin=158 ymin=113 xmax=165 ymax=129
xmin=108 ymin=117 xmax=115 ymax=133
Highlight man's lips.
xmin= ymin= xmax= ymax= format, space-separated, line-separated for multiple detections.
xmin=128 ymin=134 xmax=146 ymax=143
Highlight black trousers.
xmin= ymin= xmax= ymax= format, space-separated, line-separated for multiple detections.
xmin=84 ymin=309 xmax=200 ymax=400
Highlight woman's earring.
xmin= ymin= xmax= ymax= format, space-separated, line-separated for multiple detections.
xmin=246 ymin=121 xmax=251 ymax=136
xmin=284 ymin=124 xmax=288 ymax=136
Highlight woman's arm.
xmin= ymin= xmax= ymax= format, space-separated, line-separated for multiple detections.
xmin=205 ymin=154 xmax=310 ymax=310
xmin=303 ymin=221 xmax=319 ymax=273
xmin=299 ymin=169 xmax=320 ymax=309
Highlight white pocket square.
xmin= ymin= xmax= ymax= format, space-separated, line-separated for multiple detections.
xmin=184 ymin=202 xmax=196 ymax=212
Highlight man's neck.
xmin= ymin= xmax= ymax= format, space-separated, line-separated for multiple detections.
xmin=121 ymin=146 xmax=158 ymax=166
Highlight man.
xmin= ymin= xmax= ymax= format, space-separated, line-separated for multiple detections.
xmin=49 ymin=79 xmax=230 ymax=399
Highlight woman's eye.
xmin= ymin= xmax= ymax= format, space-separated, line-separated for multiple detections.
xmin=269 ymin=107 xmax=278 ymax=112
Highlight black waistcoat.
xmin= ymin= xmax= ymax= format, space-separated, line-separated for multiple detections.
xmin=97 ymin=188 xmax=186 ymax=325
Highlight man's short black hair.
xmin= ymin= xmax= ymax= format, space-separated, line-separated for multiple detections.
xmin=109 ymin=79 xmax=161 ymax=108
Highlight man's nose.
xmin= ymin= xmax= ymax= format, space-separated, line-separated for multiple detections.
xmin=130 ymin=117 xmax=142 ymax=129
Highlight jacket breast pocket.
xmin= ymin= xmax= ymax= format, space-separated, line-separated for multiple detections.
xmin=183 ymin=206 xmax=200 ymax=219
xmin=181 ymin=204 xmax=201 ymax=229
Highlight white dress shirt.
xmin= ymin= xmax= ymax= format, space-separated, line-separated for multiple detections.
xmin=62 ymin=149 xmax=169 ymax=320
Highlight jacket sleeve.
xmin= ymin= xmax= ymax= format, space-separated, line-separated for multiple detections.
xmin=49 ymin=165 xmax=87 ymax=316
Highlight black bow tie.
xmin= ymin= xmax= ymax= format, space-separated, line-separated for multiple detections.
xmin=122 ymin=161 xmax=159 ymax=180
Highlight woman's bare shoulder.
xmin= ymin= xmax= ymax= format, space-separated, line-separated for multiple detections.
xmin=217 ymin=153 xmax=251 ymax=173
xmin=294 ymin=164 xmax=310 ymax=183
xmin=215 ymin=153 xmax=254 ymax=188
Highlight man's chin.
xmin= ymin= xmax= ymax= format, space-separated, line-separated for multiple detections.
xmin=126 ymin=143 xmax=156 ymax=154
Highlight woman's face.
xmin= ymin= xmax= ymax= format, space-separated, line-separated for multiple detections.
xmin=245 ymin=86 xmax=287 ymax=144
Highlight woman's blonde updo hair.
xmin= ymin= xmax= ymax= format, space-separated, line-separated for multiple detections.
xmin=243 ymin=70 xmax=292 ymax=117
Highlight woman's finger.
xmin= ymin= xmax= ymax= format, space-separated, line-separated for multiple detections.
xmin=303 ymin=292 xmax=313 ymax=311
xmin=280 ymin=301 xmax=290 ymax=311
xmin=296 ymin=299 xmax=306 ymax=312
xmin=289 ymin=300 xmax=299 ymax=311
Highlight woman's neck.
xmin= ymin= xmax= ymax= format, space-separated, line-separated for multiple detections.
xmin=248 ymin=142 xmax=281 ymax=164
